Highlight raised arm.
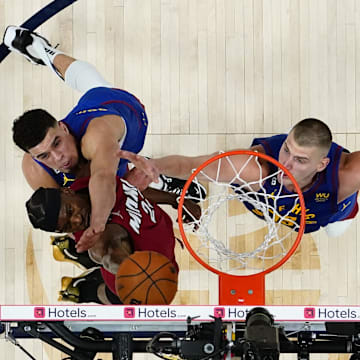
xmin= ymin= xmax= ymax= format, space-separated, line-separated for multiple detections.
xmin=76 ymin=115 xmax=126 ymax=252
xmin=118 ymin=145 xmax=267 ymax=186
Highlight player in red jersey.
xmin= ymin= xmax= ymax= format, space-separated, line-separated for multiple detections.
xmin=25 ymin=177 xmax=200 ymax=304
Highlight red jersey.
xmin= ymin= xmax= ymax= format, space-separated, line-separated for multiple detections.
xmin=72 ymin=177 xmax=178 ymax=295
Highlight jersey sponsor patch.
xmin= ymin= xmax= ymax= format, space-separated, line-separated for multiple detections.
xmin=315 ymin=193 xmax=330 ymax=202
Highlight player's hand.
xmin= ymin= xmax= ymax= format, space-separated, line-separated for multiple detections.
xmin=76 ymin=225 xmax=104 ymax=252
xmin=123 ymin=167 xmax=153 ymax=191
xmin=116 ymin=150 xmax=160 ymax=183
xmin=176 ymin=198 xmax=201 ymax=230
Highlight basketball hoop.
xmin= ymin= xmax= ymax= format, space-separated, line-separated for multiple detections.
xmin=177 ymin=150 xmax=306 ymax=305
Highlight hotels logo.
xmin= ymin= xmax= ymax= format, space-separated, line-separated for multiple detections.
xmin=124 ymin=307 xmax=136 ymax=318
xmin=304 ymin=307 xmax=316 ymax=319
xmin=214 ymin=307 xmax=225 ymax=318
xmin=34 ymin=307 xmax=46 ymax=318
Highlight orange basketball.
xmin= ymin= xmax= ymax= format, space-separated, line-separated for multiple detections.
xmin=115 ymin=251 xmax=178 ymax=305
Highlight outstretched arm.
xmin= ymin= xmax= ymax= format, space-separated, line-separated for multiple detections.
xmin=76 ymin=115 xmax=126 ymax=252
xmin=119 ymin=150 xmax=215 ymax=181
xmin=118 ymin=146 xmax=267 ymax=186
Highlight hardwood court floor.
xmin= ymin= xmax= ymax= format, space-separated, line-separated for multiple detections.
xmin=1 ymin=0 xmax=360 ymax=359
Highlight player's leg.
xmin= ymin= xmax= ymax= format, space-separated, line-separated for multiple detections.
xmin=97 ymin=283 xmax=122 ymax=305
xmin=58 ymin=268 xmax=122 ymax=304
xmin=51 ymin=235 xmax=99 ymax=270
xmin=3 ymin=26 xmax=111 ymax=93
xmin=3 ymin=26 xmax=65 ymax=78
xmin=150 ymin=173 xmax=207 ymax=202
xmin=51 ymin=236 xmax=122 ymax=304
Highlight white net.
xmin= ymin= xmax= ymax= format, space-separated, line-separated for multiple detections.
xmin=179 ymin=151 xmax=304 ymax=276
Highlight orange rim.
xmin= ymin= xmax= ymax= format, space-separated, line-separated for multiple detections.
xmin=177 ymin=150 xmax=306 ymax=277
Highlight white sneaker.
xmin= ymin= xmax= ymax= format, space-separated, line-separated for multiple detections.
xmin=3 ymin=25 xmax=63 ymax=79
xmin=157 ymin=174 xmax=207 ymax=203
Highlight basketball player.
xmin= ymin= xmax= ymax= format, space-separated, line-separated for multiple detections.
xmin=117 ymin=118 xmax=359 ymax=237
xmin=25 ymin=176 xmax=201 ymax=304
xmin=4 ymin=26 xmax=206 ymax=253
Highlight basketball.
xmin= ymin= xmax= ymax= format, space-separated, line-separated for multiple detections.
xmin=115 ymin=251 xmax=178 ymax=305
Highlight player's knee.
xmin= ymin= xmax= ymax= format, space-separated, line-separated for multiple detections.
xmin=64 ymin=60 xmax=112 ymax=93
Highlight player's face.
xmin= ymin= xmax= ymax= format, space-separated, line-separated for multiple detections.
xmin=56 ymin=189 xmax=90 ymax=233
xmin=278 ymin=131 xmax=329 ymax=191
xmin=28 ymin=122 xmax=79 ymax=173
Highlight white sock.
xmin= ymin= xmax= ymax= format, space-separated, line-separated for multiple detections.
xmin=64 ymin=60 xmax=112 ymax=93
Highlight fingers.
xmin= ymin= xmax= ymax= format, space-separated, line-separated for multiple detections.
xmin=116 ymin=149 xmax=137 ymax=161
xmin=146 ymin=165 xmax=160 ymax=183
xmin=116 ymin=150 xmax=144 ymax=165
xmin=116 ymin=150 xmax=160 ymax=183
